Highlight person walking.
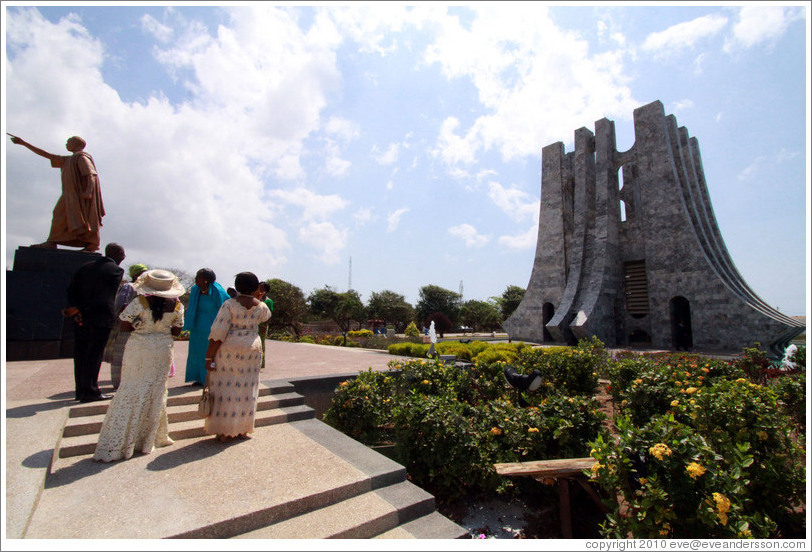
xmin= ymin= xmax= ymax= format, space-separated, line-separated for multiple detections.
xmin=63 ymin=243 xmax=125 ymax=402
xmin=204 ymin=272 xmax=271 ymax=442
xmin=93 ymin=269 xmax=185 ymax=462
xmin=103 ymin=263 xmax=148 ymax=389
xmin=182 ymin=268 xmax=230 ymax=386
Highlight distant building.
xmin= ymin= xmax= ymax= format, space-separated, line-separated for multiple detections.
xmin=506 ymin=100 xmax=804 ymax=357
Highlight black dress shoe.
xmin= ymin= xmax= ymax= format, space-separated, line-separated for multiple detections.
xmin=79 ymin=394 xmax=113 ymax=403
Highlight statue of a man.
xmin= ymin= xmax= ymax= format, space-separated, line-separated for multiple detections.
xmin=9 ymin=134 xmax=105 ymax=252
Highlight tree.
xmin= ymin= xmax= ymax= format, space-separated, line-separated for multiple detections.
xmin=426 ymin=312 xmax=454 ymax=338
xmin=265 ymin=278 xmax=308 ymax=337
xmin=308 ymin=286 xmax=366 ymax=345
xmin=460 ymin=299 xmax=501 ymax=331
xmin=415 ymin=284 xmax=461 ymax=327
xmin=158 ymin=267 xmax=195 ymax=308
xmin=499 ymin=285 xmax=526 ymax=320
xmin=366 ymin=290 xmax=414 ymax=332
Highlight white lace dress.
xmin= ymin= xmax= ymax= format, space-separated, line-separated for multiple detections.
xmin=204 ymin=298 xmax=271 ymax=438
xmin=93 ymin=297 xmax=185 ymax=462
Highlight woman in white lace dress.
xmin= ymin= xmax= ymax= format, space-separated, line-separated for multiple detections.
xmin=203 ymin=272 xmax=271 ymax=442
xmin=94 ymin=270 xmax=185 ymax=462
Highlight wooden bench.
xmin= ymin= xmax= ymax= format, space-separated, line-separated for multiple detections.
xmin=494 ymin=457 xmax=609 ymax=538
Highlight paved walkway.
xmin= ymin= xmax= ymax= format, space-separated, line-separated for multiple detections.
xmin=3 ymin=339 xmax=405 ymax=542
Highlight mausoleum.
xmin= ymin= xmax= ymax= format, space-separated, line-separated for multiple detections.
xmin=505 ymin=100 xmax=804 ymax=357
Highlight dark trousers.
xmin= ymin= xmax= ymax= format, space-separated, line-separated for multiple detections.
xmin=73 ymin=323 xmax=112 ymax=401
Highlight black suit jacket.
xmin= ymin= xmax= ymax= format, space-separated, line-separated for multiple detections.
xmin=66 ymin=256 xmax=124 ymax=328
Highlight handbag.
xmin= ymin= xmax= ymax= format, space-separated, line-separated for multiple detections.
xmin=197 ymin=374 xmax=212 ymax=418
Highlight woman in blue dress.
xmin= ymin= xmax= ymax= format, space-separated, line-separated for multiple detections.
xmin=183 ymin=268 xmax=230 ymax=385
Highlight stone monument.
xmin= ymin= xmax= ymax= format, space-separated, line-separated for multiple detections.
xmin=505 ymin=100 xmax=804 ymax=357
xmin=6 ymin=133 xmax=108 ymax=360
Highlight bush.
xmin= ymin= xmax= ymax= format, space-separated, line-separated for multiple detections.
xmin=325 ymin=355 xmax=607 ymax=500
xmin=590 ymin=414 xmax=776 ymax=538
xmin=513 ymin=337 xmax=605 ymax=397
xmin=591 ymin=349 xmax=806 ymax=539
xmin=404 ymin=321 xmax=421 ymax=337
xmin=348 ymin=329 xmax=374 ymax=338
xmin=769 ymin=372 xmax=806 ymax=434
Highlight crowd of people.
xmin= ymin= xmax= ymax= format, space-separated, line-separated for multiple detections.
xmin=60 ymin=241 xmax=275 ymax=463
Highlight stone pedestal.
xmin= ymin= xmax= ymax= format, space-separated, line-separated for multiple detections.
xmin=6 ymin=247 xmax=101 ymax=361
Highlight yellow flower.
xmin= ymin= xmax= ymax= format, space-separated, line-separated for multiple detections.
xmin=421 ymin=379 xmax=430 ymax=385
xmin=528 ymin=427 xmax=539 ymax=433
xmin=685 ymin=387 xmax=698 ymax=394
xmin=675 ymin=380 xmax=683 ymax=387
xmin=634 ymin=378 xmax=643 ymax=385
xmin=638 ymin=477 xmax=648 ymax=485
xmin=339 ymin=381 xmax=349 ymax=386
xmin=735 ymin=378 xmax=747 ymax=384
xmin=712 ymin=493 xmax=731 ymax=526
xmin=490 ymin=427 xmax=502 ymax=436
xmin=649 ymin=443 xmax=673 ymax=461
xmin=757 ymin=430 xmax=768 ymax=441
xmin=670 ymin=400 xmax=680 ymax=407
xmin=702 ymin=367 xmax=710 ymax=373
xmin=686 ymin=462 xmax=706 ymax=479
xmin=591 ymin=462 xmax=602 ymax=475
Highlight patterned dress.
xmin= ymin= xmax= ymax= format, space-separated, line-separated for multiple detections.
xmin=94 ymin=297 xmax=184 ymax=462
xmin=204 ymin=298 xmax=272 ymax=437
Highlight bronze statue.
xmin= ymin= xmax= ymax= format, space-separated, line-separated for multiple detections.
xmin=8 ymin=133 xmax=105 ymax=252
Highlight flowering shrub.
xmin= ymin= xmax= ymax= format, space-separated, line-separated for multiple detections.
xmin=769 ymin=372 xmax=806 ymax=434
xmin=590 ymin=414 xmax=776 ymax=538
xmin=348 ymin=329 xmax=374 ymax=338
xmin=325 ymin=355 xmax=607 ymax=500
xmin=591 ymin=349 xmax=805 ymax=538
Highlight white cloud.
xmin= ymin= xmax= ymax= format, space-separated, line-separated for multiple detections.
xmin=298 ymin=221 xmax=347 ymax=264
xmin=267 ymin=188 xmax=349 ymax=221
xmin=642 ymin=14 xmax=728 ymax=56
xmin=141 ymin=14 xmax=174 ymax=43
xmin=373 ymin=142 xmax=400 ymax=165
xmin=387 ymin=208 xmax=409 ymax=233
xmin=448 ymin=223 xmax=490 ymax=248
xmin=737 ymin=156 xmax=766 ymax=181
xmin=487 ymin=182 xmax=538 ymax=223
xmin=724 ymin=6 xmax=801 ymax=52
xmin=424 ymin=4 xmax=638 ymax=169
xmin=671 ymin=99 xmax=694 ymax=112
xmin=498 ymin=225 xmax=538 ymax=250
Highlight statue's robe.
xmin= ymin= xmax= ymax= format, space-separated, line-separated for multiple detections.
xmin=48 ymin=151 xmax=105 ymax=250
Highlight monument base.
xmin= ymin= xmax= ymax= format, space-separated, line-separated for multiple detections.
xmin=6 ymin=246 xmax=101 ymax=361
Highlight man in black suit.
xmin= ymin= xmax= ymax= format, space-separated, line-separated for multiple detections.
xmin=63 ymin=243 xmax=126 ymax=402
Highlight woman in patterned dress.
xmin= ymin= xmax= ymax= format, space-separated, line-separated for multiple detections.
xmin=93 ymin=270 xmax=185 ymax=462
xmin=203 ymin=272 xmax=272 ymax=442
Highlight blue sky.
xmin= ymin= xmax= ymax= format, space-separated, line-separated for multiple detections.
xmin=3 ymin=3 xmax=809 ymax=316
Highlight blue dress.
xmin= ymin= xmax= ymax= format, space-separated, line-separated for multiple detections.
xmin=183 ymin=282 xmax=230 ymax=385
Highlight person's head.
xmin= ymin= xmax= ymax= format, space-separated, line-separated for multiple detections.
xmin=227 ymin=287 xmax=238 ymax=298
xmin=66 ymin=136 xmax=86 ymax=153
xmin=195 ymin=268 xmax=216 ymax=292
xmin=105 ymin=243 xmax=126 ymax=265
xmin=128 ymin=263 xmax=148 ymax=282
xmin=234 ymin=272 xmax=259 ymax=295
xmin=259 ymin=282 xmax=271 ymax=294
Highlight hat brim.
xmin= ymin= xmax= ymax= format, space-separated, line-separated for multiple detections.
xmin=133 ymin=282 xmax=186 ymax=298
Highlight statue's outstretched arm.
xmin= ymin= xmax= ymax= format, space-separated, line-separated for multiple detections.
xmin=8 ymin=134 xmax=59 ymax=162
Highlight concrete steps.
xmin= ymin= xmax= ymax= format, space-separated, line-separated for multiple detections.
xmin=42 ymin=382 xmax=469 ymax=540
xmin=57 ymin=383 xmax=314 ymax=459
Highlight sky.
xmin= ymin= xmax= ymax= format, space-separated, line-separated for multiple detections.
xmin=2 ymin=2 xmax=809 ymax=317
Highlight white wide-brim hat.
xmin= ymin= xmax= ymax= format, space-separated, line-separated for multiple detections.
xmin=133 ymin=269 xmax=185 ymax=298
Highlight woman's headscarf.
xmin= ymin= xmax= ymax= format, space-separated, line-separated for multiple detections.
xmin=128 ymin=264 xmax=148 ymax=281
